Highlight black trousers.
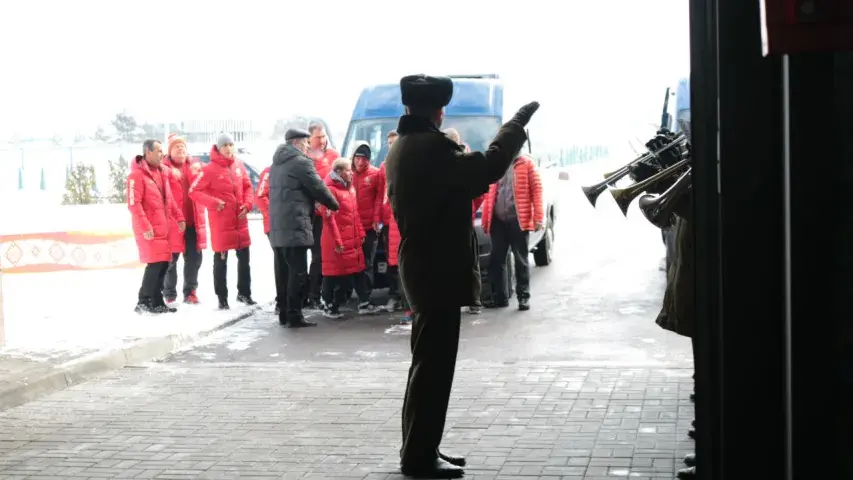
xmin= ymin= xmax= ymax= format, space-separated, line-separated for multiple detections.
xmin=322 ymin=273 xmax=370 ymax=307
xmin=213 ymin=247 xmax=251 ymax=300
xmin=308 ymin=216 xmax=323 ymax=301
xmin=362 ymin=228 xmax=379 ymax=288
xmin=275 ymin=246 xmax=309 ymax=323
xmin=387 ymin=265 xmax=410 ymax=309
xmin=138 ymin=262 xmax=170 ymax=307
xmin=269 ymin=235 xmax=285 ymax=311
xmin=487 ymin=217 xmax=531 ymax=301
xmin=400 ymin=306 xmax=462 ymax=465
xmin=162 ymin=226 xmax=203 ymax=300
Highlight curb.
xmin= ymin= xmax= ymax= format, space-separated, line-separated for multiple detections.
xmin=0 ymin=309 xmax=257 ymax=412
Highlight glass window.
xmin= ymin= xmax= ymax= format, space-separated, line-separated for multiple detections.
xmin=343 ymin=116 xmax=502 ymax=166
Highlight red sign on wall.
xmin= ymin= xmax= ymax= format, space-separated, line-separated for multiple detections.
xmin=761 ymin=0 xmax=853 ymax=55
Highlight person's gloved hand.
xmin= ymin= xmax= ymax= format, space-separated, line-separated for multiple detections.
xmin=509 ymin=101 xmax=540 ymax=128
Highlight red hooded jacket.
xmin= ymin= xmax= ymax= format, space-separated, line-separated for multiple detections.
xmin=162 ymin=155 xmax=208 ymax=252
xmin=127 ymin=156 xmax=184 ymax=264
xmin=319 ymin=173 xmax=366 ymax=276
xmin=188 ymin=146 xmax=254 ymax=252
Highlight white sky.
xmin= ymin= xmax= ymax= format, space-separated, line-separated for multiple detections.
xmin=0 ymin=0 xmax=689 ymax=146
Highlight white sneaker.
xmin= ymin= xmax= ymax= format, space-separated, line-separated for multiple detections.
xmin=358 ymin=302 xmax=379 ymax=315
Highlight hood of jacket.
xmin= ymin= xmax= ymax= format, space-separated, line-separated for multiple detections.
xmin=350 ymin=141 xmax=372 ymax=172
xmin=210 ymin=145 xmax=235 ymax=168
xmin=327 ymin=170 xmax=349 ymax=189
xmin=273 ymin=143 xmax=304 ymax=166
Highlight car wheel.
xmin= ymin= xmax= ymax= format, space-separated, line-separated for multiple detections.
xmin=533 ymin=217 xmax=554 ymax=267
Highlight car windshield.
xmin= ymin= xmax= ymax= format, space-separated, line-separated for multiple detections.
xmin=343 ymin=116 xmax=502 ymax=166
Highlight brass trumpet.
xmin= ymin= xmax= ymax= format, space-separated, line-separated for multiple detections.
xmin=580 ymin=132 xmax=687 ymax=207
xmin=638 ymin=168 xmax=693 ymax=228
xmin=608 ymin=158 xmax=691 ymax=216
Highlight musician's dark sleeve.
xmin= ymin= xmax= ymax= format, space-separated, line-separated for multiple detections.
xmin=447 ymin=122 xmax=528 ymax=199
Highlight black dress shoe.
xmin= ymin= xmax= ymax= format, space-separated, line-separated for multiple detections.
xmin=684 ymin=453 xmax=696 ymax=466
xmin=688 ymin=427 xmax=696 ymax=439
xmin=400 ymin=458 xmax=464 ymax=479
xmin=677 ymin=466 xmax=696 ymax=478
xmin=288 ymin=319 xmax=317 ymax=328
xmin=439 ymin=452 xmax=466 ymax=467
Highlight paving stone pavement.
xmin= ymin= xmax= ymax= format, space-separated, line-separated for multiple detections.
xmin=0 ymin=360 xmax=695 ymax=479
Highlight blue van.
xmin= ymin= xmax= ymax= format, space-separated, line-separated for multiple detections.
xmin=340 ymin=75 xmax=558 ymax=296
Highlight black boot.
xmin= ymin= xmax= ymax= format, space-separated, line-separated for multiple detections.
xmin=517 ymin=298 xmax=530 ymax=311
xmin=400 ymin=458 xmax=464 ymax=479
xmin=218 ymin=298 xmax=230 ymax=310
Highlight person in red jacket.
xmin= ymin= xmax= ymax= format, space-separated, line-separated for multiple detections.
xmin=161 ymin=134 xmax=208 ymax=305
xmin=380 ymin=167 xmax=411 ymax=324
xmin=188 ymin=134 xmax=256 ymax=310
xmin=255 ymin=165 xmax=282 ymax=315
xmin=351 ymin=142 xmax=383 ymax=292
xmin=481 ymin=154 xmax=545 ymax=311
xmin=319 ymin=158 xmax=379 ymax=318
xmin=305 ymin=123 xmax=341 ymax=309
xmin=128 ymin=139 xmax=185 ymax=314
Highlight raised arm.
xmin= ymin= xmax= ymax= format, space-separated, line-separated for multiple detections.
xmin=188 ymin=167 xmax=221 ymax=210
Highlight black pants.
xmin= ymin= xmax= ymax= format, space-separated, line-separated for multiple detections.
xmin=308 ymin=216 xmax=323 ymax=301
xmin=487 ymin=217 xmax=531 ymax=301
xmin=322 ymin=273 xmax=370 ymax=307
xmin=388 ymin=265 xmax=410 ymax=309
xmin=362 ymin=228 xmax=379 ymax=288
xmin=275 ymin=246 xmax=309 ymax=323
xmin=162 ymin=226 xmax=202 ymax=300
xmin=269 ymin=235 xmax=285 ymax=311
xmin=212 ymin=247 xmax=251 ymax=301
xmin=401 ymin=306 xmax=462 ymax=465
xmin=138 ymin=262 xmax=169 ymax=307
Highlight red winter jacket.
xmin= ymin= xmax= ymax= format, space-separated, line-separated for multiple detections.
xmin=472 ymin=193 xmax=487 ymax=220
xmin=127 ymin=156 xmax=184 ymax=264
xmin=188 ymin=146 xmax=254 ymax=252
xmin=256 ymin=166 xmax=271 ymax=234
xmin=352 ymin=152 xmax=383 ymax=231
xmin=482 ymin=155 xmax=545 ymax=234
xmin=380 ymin=180 xmax=401 ymax=267
xmin=307 ymin=147 xmax=340 ymax=185
xmin=319 ymin=174 xmax=366 ymax=276
xmin=162 ymin=155 xmax=208 ymax=252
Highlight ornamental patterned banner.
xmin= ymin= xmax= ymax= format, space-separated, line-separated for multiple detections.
xmin=0 ymin=231 xmax=142 ymax=274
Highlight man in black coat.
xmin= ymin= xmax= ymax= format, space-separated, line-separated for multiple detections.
xmin=385 ymin=73 xmax=540 ymax=478
xmin=269 ymin=128 xmax=339 ymax=328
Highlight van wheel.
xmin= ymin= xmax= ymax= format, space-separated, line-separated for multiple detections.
xmin=533 ymin=217 xmax=554 ymax=267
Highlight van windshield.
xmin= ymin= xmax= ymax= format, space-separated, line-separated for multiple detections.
xmin=343 ymin=116 xmax=502 ymax=167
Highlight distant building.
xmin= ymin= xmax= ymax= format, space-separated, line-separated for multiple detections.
xmin=178 ymin=119 xmax=263 ymax=144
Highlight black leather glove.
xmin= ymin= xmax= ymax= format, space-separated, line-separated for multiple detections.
xmin=509 ymin=101 xmax=540 ymax=128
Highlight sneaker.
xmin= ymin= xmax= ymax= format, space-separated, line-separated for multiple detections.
xmin=236 ymin=294 xmax=257 ymax=306
xmin=324 ymin=306 xmax=344 ymax=319
xmin=358 ymin=302 xmax=380 ymax=315
xmin=518 ymin=298 xmax=530 ymax=311
xmin=134 ymin=303 xmax=152 ymax=314
xmin=152 ymin=305 xmax=177 ymax=313
xmin=164 ymin=297 xmax=177 ymax=305
xmin=400 ymin=310 xmax=413 ymax=325
xmin=383 ymin=298 xmax=400 ymax=312
xmin=184 ymin=291 xmax=199 ymax=304
xmin=468 ymin=306 xmax=482 ymax=315
xmin=218 ymin=299 xmax=230 ymax=310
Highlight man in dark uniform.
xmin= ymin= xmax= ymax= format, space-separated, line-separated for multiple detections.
xmin=269 ymin=128 xmax=339 ymax=328
xmin=384 ymin=73 xmax=539 ymax=478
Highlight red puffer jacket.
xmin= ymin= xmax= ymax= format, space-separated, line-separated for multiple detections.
xmin=380 ymin=181 xmax=401 ymax=267
xmin=162 ymin=155 xmax=208 ymax=252
xmin=127 ymin=156 xmax=184 ymax=264
xmin=256 ymin=166 xmax=271 ymax=234
xmin=353 ymin=162 xmax=382 ymax=232
xmin=319 ymin=174 xmax=365 ymax=276
xmin=481 ymin=155 xmax=545 ymax=234
xmin=188 ymin=146 xmax=254 ymax=252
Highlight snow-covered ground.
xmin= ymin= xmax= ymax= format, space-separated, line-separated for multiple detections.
xmin=0 ymin=218 xmax=276 ymax=361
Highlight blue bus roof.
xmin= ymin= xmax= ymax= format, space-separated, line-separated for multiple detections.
xmin=349 ymin=77 xmax=503 ymax=120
